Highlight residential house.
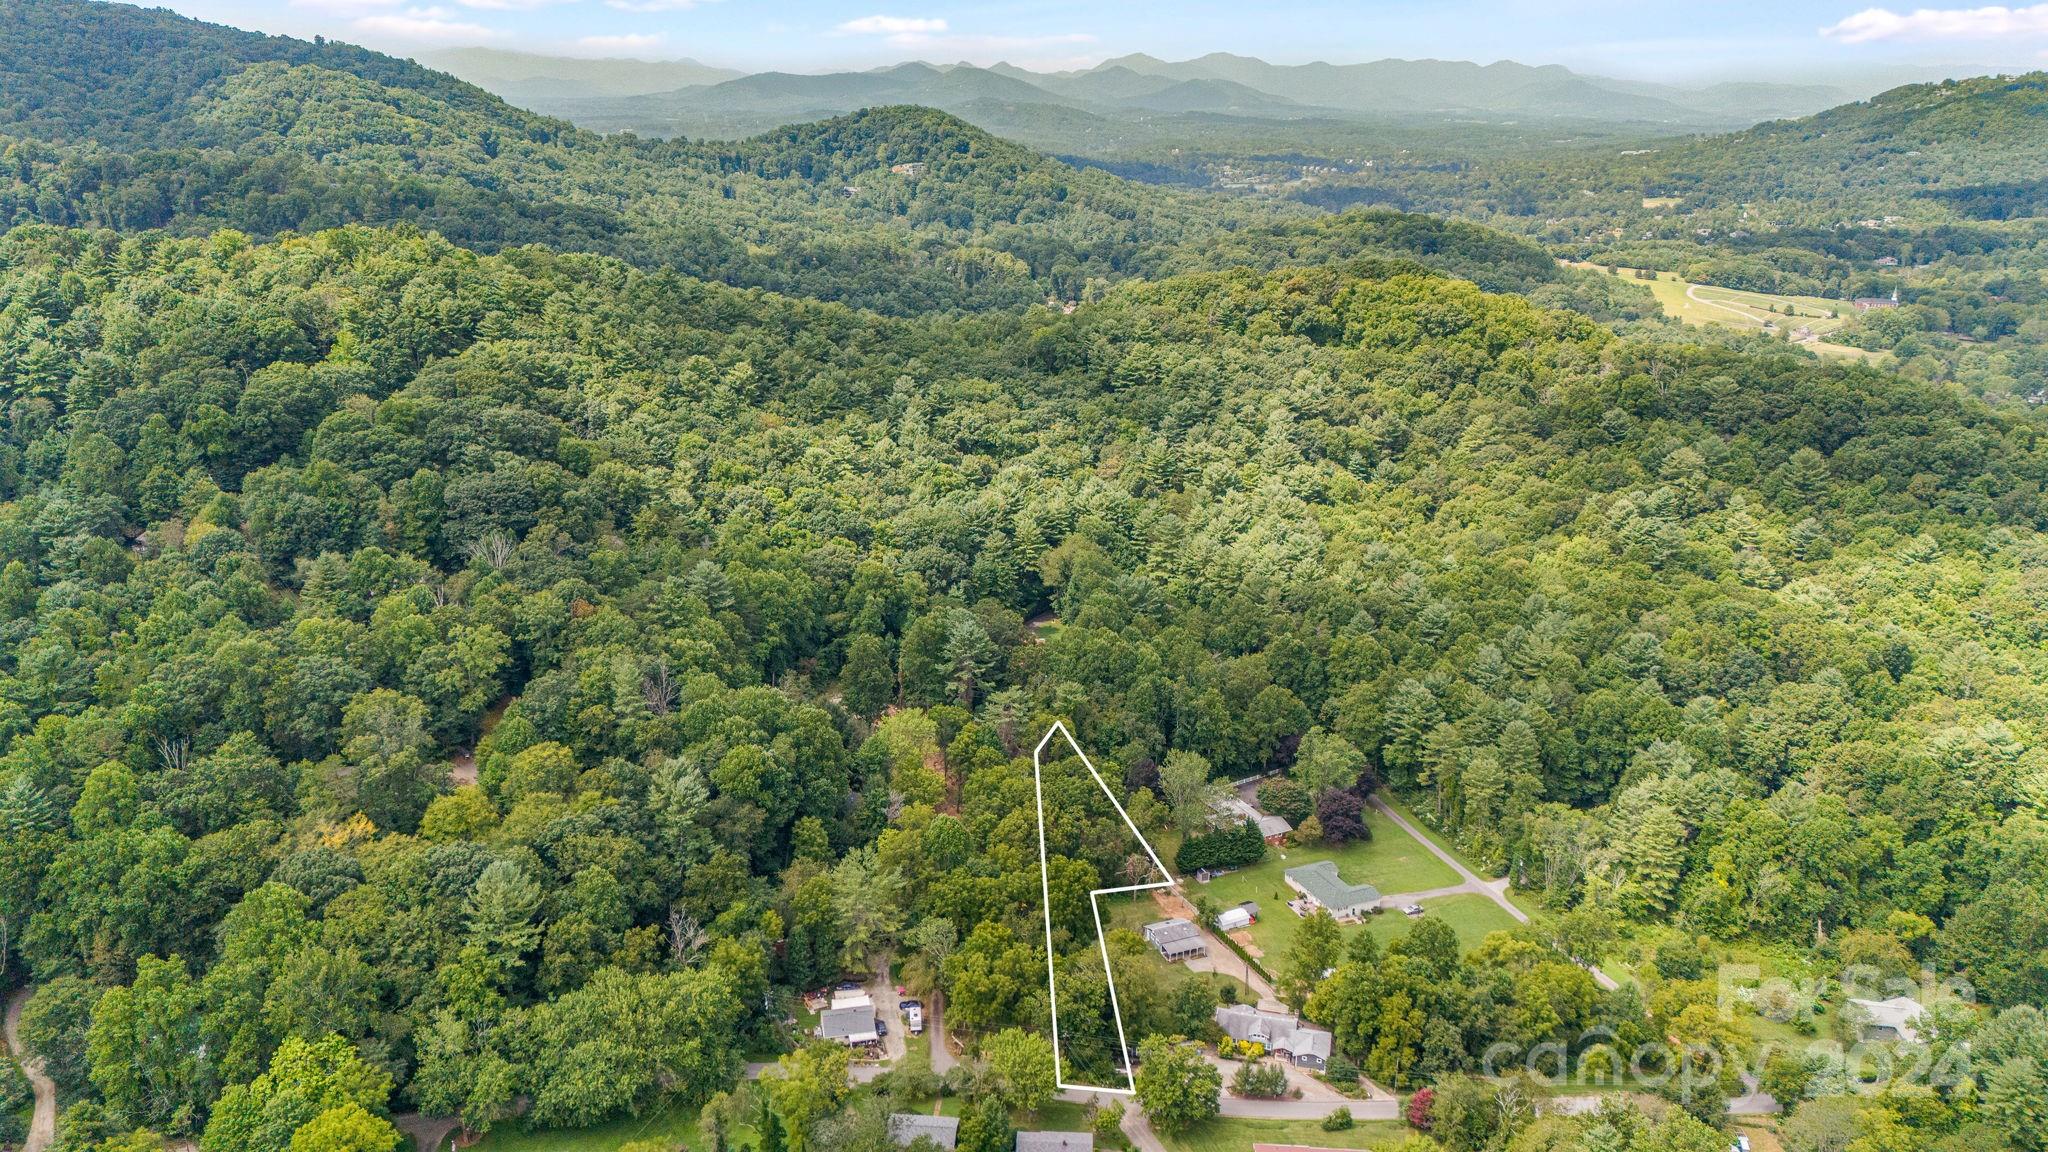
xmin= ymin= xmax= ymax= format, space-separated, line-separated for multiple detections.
xmin=1284 ymin=860 xmax=1381 ymax=922
xmin=889 ymin=1115 xmax=959 ymax=1150
xmin=1213 ymin=1004 xmax=1334 ymax=1070
xmin=1254 ymin=813 xmax=1293 ymax=844
xmin=1142 ymin=918 xmax=1208 ymax=962
xmin=1848 ymin=996 xmax=1926 ymax=1044
xmin=1209 ymin=795 xmax=1292 ymax=844
xmin=820 ymin=1004 xmax=879 ymax=1046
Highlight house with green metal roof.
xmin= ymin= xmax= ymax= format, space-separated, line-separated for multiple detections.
xmin=1283 ymin=860 xmax=1381 ymax=922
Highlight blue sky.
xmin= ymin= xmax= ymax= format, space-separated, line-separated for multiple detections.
xmin=148 ymin=0 xmax=2048 ymax=80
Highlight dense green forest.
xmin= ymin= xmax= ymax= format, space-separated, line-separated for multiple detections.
xmin=1184 ymin=72 xmax=2048 ymax=404
xmin=0 ymin=0 xmax=1591 ymax=317
xmin=3 ymin=6 xmax=2048 ymax=1152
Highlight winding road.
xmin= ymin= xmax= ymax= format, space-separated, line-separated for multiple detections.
xmin=4 ymin=987 xmax=57 ymax=1152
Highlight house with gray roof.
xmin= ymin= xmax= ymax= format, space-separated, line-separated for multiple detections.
xmin=1847 ymin=996 xmax=1927 ymax=1044
xmin=1284 ymin=860 xmax=1380 ymax=922
xmin=819 ymin=1004 xmax=879 ymax=1045
xmin=1016 ymin=1133 xmax=1092 ymax=1152
xmin=1142 ymin=918 xmax=1207 ymax=961
xmin=889 ymin=1114 xmax=960 ymax=1150
xmin=1214 ymin=1003 xmax=1334 ymax=1070
xmin=1254 ymin=813 xmax=1293 ymax=843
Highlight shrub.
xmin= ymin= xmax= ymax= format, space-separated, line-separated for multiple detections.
xmin=1321 ymin=1107 xmax=1354 ymax=1132
xmin=1406 ymin=1087 xmax=1435 ymax=1130
xmin=1230 ymin=1060 xmax=1289 ymax=1099
xmin=1175 ymin=821 xmax=1266 ymax=873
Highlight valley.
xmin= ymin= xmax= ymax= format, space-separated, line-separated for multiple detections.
xmin=0 ymin=5 xmax=2046 ymax=1152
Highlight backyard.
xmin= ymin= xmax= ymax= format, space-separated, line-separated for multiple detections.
xmin=1190 ymin=810 xmax=1478 ymax=961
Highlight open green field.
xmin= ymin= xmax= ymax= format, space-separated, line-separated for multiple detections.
xmin=1157 ymin=1115 xmax=1411 ymax=1152
xmin=1190 ymin=811 xmax=1461 ymax=961
xmin=1568 ymin=263 xmax=1883 ymax=361
xmin=1361 ymin=893 xmax=1522 ymax=951
xmin=468 ymin=1106 xmax=744 ymax=1152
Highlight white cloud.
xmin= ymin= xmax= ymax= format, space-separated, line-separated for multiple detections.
xmin=606 ymin=0 xmax=716 ymax=9
xmin=1821 ymin=3 xmax=2048 ymax=42
xmin=577 ymin=32 xmax=668 ymax=51
xmin=353 ymin=5 xmax=503 ymax=40
xmin=836 ymin=15 xmax=950 ymax=36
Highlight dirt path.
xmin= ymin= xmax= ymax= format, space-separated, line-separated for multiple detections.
xmin=1685 ymin=282 xmax=1772 ymax=326
xmin=4 ymin=987 xmax=57 ymax=1152
xmin=392 ymin=1113 xmax=461 ymax=1152
xmin=928 ymin=989 xmax=958 ymax=1075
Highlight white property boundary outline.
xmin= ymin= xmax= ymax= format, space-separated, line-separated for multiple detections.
xmin=1033 ymin=720 xmax=1175 ymax=1096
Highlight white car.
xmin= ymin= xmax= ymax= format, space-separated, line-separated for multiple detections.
xmin=1401 ymin=904 xmax=1425 ymax=916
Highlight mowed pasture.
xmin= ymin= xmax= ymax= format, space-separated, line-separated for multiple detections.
xmin=1569 ymin=262 xmax=1885 ymax=361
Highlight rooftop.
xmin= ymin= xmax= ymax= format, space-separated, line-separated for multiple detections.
xmin=1849 ymin=996 xmax=1926 ymax=1042
xmin=889 ymin=1115 xmax=960 ymax=1150
xmin=1143 ymin=918 xmax=1203 ymax=946
xmin=820 ymin=1005 xmax=878 ymax=1041
xmin=1284 ymin=860 xmax=1380 ymax=911
xmin=1214 ymin=1004 xmax=1333 ymax=1057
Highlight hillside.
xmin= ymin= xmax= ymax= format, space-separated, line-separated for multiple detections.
xmin=7 ymin=5 xmax=2048 ymax=1152
xmin=4 ymin=217 xmax=2048 ymax=1146
xmin=0 ymin=0 xmax=1585 ymax=316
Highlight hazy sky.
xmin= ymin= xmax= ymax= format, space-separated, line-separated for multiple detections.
xmin=147 ymin=0 xmax=2048 ymax=79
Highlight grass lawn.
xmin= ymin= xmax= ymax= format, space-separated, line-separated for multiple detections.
xmin=1024 ymin=1100 xmax=1093 ymax=1131
xmin=468 ymin=1107 xmax=747 ymax=1152
xmin=1192 ymin=811 xmax=1459 ymax=961
xmin=1157 ymin=1116 xmax=1410 ymax=1152
xmin=1362 ymin=894 xmax=1522 ymax=951
xmin=1565 ymin=263 xmax=1883 ymax=362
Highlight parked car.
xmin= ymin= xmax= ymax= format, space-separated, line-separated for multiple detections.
xmin=876 ymin=1017 xmax=888 ymax=1036
xmin=1402 ymin=904 xmax=1425 ymax=916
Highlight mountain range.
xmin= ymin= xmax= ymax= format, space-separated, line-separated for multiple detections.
xmin=421 ymin=49 xmax=1892 ymax=142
